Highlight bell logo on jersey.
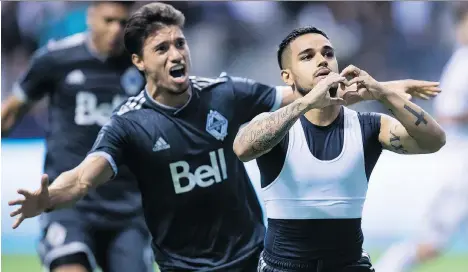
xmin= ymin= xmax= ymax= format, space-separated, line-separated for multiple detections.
xmin=75 ymin=91 xmax=125 ymax=126
xmin=169 ymin=148 xmax=228 ymax=194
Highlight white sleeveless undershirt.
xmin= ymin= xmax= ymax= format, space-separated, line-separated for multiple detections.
xmin=262 ymin=107 xmax=368 ymax=219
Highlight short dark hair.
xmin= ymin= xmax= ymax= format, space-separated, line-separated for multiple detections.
xmin=124 ymin=2 xmax=185 ymax=56
xmin=277 ymin=26 xmax=329 ymax=69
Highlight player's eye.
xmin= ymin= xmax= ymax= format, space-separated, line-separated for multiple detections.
xmin=155 ymin=45 xmax=168 ymax=53
xmin=175 ymin=39 xmax=185 ymax=48
xmin=324 ymin=50 xmax=334 ymax=58
xmin=300 ymin=54 xmax=312 ymax=61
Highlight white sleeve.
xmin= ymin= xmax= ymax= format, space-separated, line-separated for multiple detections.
xmin=86 ymin=152 xmax=118 ymax=178
xmin=434 ymin=47 xmax=468 ymax=117
xmin=270 ymin=86 xmax=285 ymax=112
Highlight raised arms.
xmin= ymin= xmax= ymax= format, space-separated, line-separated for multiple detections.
xmin=378 ymin=95 xmax=446 ymax=154
xmin=339 ymin=65 xmax=446 ymax=155
xmin=277 ymin=79 xmax=440 ymax=109
xmin=234 ymin=73 xmax=346 ymax=162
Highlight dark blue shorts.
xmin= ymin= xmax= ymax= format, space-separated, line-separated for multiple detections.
xmin=257 ymin=250 xmax=374 ymax=272
xmin=37 ymin=208 xmax=153 ymax=272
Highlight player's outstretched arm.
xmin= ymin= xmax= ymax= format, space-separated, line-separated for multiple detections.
xmin=234 ymin=73 xmax=346 ymax=162
xmin=47 ymin=155 xmax=114 ymax=209
xmin=8 ymin=155 xmax=114 ymax=229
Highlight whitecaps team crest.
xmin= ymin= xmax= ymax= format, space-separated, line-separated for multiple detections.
xmin=121 ymin=67 xmax=144 ymax=95
xmin=206 ymin=110 xmax=228 ymax=141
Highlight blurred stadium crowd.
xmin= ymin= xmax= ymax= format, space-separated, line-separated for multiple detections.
xmin=0 ymin=1 xmax=462 ymax=138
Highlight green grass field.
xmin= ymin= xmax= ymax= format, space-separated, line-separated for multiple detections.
xmin=2 ymin=253 xmax=468 ymax=272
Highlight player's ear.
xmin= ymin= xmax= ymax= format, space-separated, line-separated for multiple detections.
xmin=132 ymin=54 xmax=145 ymax=72
xmin=281 ymin=69 xmax=294 ymax=86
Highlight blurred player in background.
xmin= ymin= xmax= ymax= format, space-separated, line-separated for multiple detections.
xmin=7 ymin=2 xmax=442 ymax=272
xmin=234 ymin=27 xmax=446 ymax=272
xmin=375 ymin=4 xmax=468 ymax=272
xmin=1 ymin=2 xmax=153 ymax=272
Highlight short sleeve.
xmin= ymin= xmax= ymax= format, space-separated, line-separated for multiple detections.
xmin=13 ymin=47 xmax=55 ymax=102
xmin=88 ymin=116 xmax=128 ymax=178
xmin=231 ymin=77 xmax=283 ymax=123
xmin=357 ymin=112 xmax=383 ymax=180
xmin=256 ymin=134 xmax=289 ymax=188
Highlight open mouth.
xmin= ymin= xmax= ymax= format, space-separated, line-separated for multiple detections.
xmin=169 ymin=64 xmax=186 ymax=79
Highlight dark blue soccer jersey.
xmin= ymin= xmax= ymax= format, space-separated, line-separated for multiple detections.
xmin=14 ymin=33 xmax=145 ymax=221
xmin=89 ymin=75 xmax=282 ymax=271
xmin=257 ymin=106 xmax=383 ymax=261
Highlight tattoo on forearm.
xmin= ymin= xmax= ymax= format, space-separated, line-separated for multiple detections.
xmin=403 ymin=104 xmax=427 ymax=126
xmin=239 ymin=102 xmax=305 ymax=153
xmin=388 ymin=108 xmax=395 ymax=116
xmin=389 ymin=125 xmax=408 ymax=154
xmin=389 ymin=130 xmax=400 ymax=143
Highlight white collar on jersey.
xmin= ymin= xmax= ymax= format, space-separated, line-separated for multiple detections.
xmin=144 ymin=85 xmax=193 ymax=112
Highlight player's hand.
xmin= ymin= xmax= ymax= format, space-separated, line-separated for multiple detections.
xmin=8 ymin=174 xmax=50 ymax=229
xmin=339 ymin=65 xmax=391 ymax=101
xmin=384 ymin=79 xmax=441 ymax=100
xmin=303 ymin=72 xmax=347 ymax=109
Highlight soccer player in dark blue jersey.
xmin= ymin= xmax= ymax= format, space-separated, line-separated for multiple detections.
xmin=7 ymin=3 xmax=443 ymax=272
xmin=1 ymin=2 xmax=153 ymax=272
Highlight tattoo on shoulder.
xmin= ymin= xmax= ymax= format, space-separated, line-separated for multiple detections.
xmin=403 ymin=104 xmax=427 ymax=126
xmin=389 ymin=124 xmax=408 ymax=154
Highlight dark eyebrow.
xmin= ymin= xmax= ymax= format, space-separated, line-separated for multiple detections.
xmin=297 ymin=48 xmax=314 ymax=57
xmin=153 ymin=37 xmax=185 ymax=51
xmin=153 ymin=41 xmax=168 ymax=50
xmin=103 ymin=16 xmax=126 ymax=22
xmin=298 ymin=45 xmax=334 ymax=56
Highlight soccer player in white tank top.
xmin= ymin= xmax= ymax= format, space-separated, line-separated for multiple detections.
xmin=233 ymin=26 xmax=446 ymax=272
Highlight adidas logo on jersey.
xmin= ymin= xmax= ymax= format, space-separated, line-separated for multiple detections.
xmin=153 ymin=137 xmax=170 ymax=152
xmin=169 ymin=148 xmax=228 ymax=194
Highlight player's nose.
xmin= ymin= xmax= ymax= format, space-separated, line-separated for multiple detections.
xmin=168 ymin=47 xmax=183 ymax=63
xmin=316 ymin=54 xmax=328 ymax=68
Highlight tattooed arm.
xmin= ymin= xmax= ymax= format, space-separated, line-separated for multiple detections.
xmin=233 ymin=99 xmax=310 ymax=162
xmin=378 ymin=92 xmax=446 ymax=154
xmin=234 ymin=73 xmax=346 ymax=162
xmin=338 ymin=64 xmax=445 ymax=154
